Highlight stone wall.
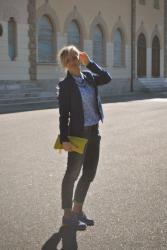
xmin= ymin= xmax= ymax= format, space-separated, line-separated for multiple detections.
xmin=164 ymin=0 xmax=167 ymax=77
xmin=0 ymin=0 xmax=29 ymax=80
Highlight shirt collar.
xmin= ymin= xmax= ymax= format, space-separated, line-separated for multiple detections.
xmin=73 ymin=72 xmax=84 ymax=80
xmin=73 ymin=72 xmax=86 ymax=87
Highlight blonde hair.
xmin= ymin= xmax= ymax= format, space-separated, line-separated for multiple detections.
xmin=57 ymin=45 xmax=80 ymax=68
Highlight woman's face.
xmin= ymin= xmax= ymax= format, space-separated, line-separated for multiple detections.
xmin=65 ymin=52 xmax=80 ymax=72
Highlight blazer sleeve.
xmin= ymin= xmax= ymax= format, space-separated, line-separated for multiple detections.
xmin=58 ymin=81 xmax=70 ymax=143
xmin=86 ymin=60 xmax=112 ymax=86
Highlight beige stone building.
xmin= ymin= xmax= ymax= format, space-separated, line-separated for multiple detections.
xmin=0 ymin=0 xmax=167 ymax=103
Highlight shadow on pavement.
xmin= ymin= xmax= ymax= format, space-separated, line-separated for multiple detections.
xmin=41 ymin=226 xmax=78 ymax=250
xmin=1 ymin=92 xmax=167 ymax=114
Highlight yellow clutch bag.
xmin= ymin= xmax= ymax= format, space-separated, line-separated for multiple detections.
xmin=54 ymin=135 xmax=88 ymax=154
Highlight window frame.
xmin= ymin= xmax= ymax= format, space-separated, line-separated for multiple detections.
xmin=0 ymin=24 xmax=3 ymax=36
xmin=139 ymin=0 xmax=146 ymax=5
xmin=37 ymin=15 xmax=55 ymax=63
xmin=8 ymin=17 xmax=17 ymax=61
xmin=113 ymin=29 xmax=125 ymax=67
xmin=92 ymin=24 xmax=106 ymax=66
xmin=153 ymin=0 xmax=160 ymax=9
xmin=67 ymin=19 xmax=81 ymax=50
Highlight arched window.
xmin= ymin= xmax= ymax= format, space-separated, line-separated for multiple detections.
xmin=38 ymin=15 xmax=54 ymax=62
xmin=139 ymin=0 xmax=146 ymax=5
xmin=137 ymin=33 xmax=147 ymax=77
xmin=8 ymin=18 xmax=17 ymax=61
xmin=152 ymin=36 xmax=160 ymax=77
xmin=154 ymin=0 xmax=160 ymax=9
xmin=114 ymin=29 xmax=123 ymax=66
xmin=67 ymin=20 xmax=81 ymax=49
xmin=93 ymin=25 xmax=105 ymax=66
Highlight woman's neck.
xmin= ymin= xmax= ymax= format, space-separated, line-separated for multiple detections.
xmin=69 ymin=68 xmax=81 ymax=77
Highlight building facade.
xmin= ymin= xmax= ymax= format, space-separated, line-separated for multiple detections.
xmin=0 ymin=0 xmax=166 ymax=97
xmin=0 ymin=0 xmax=29 ymax=80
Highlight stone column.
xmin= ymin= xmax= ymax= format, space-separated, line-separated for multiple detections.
xmin=27 ymin=0 xmax=37 ymax=80
xmin=164 ymin=0 xmax=167 ymax=77
xmin=131 ymin=0 xmax=136 ymax=91
xmin=147 ymin=48 xmax=152 ymax=78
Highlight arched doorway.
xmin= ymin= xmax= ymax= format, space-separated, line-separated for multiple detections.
xmin=137 ymin=33 xmax=146 ymax=77
xmin=152 ymin=36 xmax=160 ymax=77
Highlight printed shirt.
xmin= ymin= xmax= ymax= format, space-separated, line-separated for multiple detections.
xmin=73 ymin=73 xmax=100 ymax=126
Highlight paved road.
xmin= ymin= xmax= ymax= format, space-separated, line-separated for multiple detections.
xmin=0 ymin=96 xmax=167 ymax=250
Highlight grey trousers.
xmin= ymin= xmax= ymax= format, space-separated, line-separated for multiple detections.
xmin=61 ymin=124 xmax=101 ymax=209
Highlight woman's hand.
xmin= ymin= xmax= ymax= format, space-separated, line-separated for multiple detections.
xmin=79 ymin=52 xmax=90 ymax=66
xmin=62 ymin=142 xmax=77 ymax=152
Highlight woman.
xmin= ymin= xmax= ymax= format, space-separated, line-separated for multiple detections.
xmin=58 ymin=45 xmax=111 ymax=230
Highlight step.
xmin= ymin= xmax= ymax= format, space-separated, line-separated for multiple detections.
xmin=137 ymin=78 xmax=167 ymax=92
xmin=0 ymin=91 xmax=56 ymax=99
xmin=0 ymin=87 xmax=42 ymax=93
xmin=0 ymin=93 xmax=40 ymax=99
xmin=0 ymin=100 xmax=58 ymax=114
xmin=0 ymin=96 xmax=57 ymax=105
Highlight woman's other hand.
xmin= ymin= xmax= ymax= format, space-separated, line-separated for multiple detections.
xmin=62 ymin=142 xmax=77 ymax=152
xmin=79 ymin=52 xmax=90 ymax=66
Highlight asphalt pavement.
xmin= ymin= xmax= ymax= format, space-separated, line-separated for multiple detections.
xmin=0 ymin=95 xmax=167 ymax=250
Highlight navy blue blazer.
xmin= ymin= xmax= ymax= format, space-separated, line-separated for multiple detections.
xmin=58 ymin=61 xmax=112 ymax=143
